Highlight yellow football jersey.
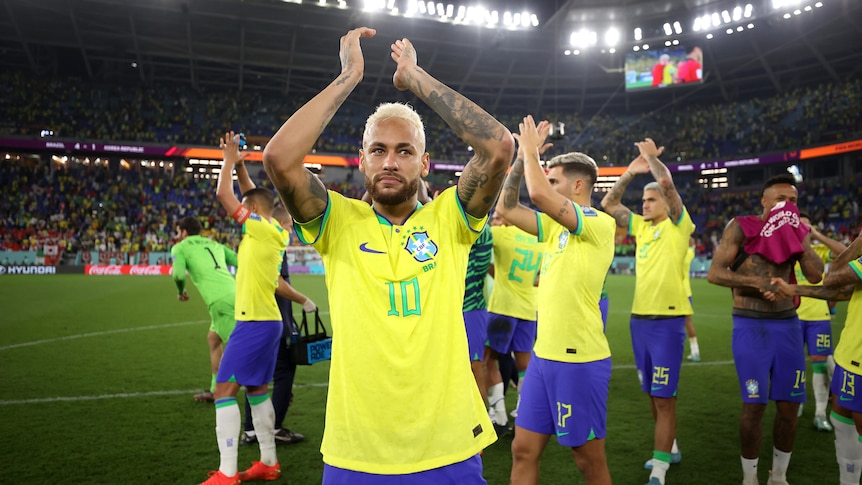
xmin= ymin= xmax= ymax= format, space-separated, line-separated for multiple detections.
xmin=295 ymin=187 xmax=495 ymax=474
xmin=796 ymin=243 xmax=833 ymax=322
xmin=234 ymin=210 xmax=287 ymax=321
xmin=833 ymin=258 xmax=862 ymax=376
xmin=533 ymin=205 xmax=616 ymax=363
xmin=487 ymin=225 xmax=540 ymax=320
xmin=629 ymin=209 xmax=695 ymax=316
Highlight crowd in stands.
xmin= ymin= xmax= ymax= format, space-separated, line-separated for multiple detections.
xmin=1 ymin=71 xmax=860 ymax=166
xmin=1 ymin=71 xmax=861 ymax=263
xmin=1 ymin=153 xmax=860 ymax=264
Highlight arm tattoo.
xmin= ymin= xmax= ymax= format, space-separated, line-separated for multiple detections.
xmin=796 ymin=284 xmax=855 ymax=302
xmin=557 ymin=202 xmax=569 ymax=218
xmin=501 ymin=158 xmax=525 ymax=210
xmin=604 ymin=171 xmax=633 ymax=205
xmin=611 ymin=209 xmax=630 ymax=229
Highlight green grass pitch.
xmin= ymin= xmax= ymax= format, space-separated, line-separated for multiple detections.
xmin=0 ymin=274 xmax=847 ymax=483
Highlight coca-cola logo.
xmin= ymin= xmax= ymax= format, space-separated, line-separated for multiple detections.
xmin=129 ymin=265 xmax=164 ymax=275
xmin=87 ymin=265 xmax=123 ymax=275
xmin=85 ymin=264 xmax=172 ymax=275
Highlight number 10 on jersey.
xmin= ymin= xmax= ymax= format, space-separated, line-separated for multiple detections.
xmin=386 ymin=278 xmax=422 ymax=317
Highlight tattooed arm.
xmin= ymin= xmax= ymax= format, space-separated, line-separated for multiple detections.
xmin=707 ymin=219 xmax=784 ymax=296
xmin=494 ymin=155 xmax=539 ymax=236
xmin=797 ymin=234 xmax=825 ymax=284
xmin=262 ymin=27 xmax=375 ymax=223
xmin=824 ymin=232 xmax=862 ymax=289
xmin=771 ymin=278 xmax=854 ymax=301
xmin=637 ymin=138 xmax=685 ymax=223
xmin=390 ymin=38 xmax=515 ymax=218
xmin=600 ymin=171 xmax=636 ymax=230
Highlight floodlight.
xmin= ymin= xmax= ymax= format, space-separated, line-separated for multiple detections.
xmin=605 ymin=27 xmax=620 ymax=46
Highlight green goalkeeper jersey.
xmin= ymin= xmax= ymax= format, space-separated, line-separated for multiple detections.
xmin=171 ymin=235 xmax=237 ymax=307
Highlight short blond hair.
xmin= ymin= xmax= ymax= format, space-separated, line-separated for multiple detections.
xmin=363 ymin=103 xmax=426 ymax=152
xmin=547 ymin=152 xmax=598 ymax=186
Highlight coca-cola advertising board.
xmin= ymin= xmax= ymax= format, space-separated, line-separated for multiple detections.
xmin=85 ymin=265 xmax=173 ymax=276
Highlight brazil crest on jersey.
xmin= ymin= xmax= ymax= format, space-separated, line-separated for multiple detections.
xmin=295 ymin=186 xmax=496 ymax=474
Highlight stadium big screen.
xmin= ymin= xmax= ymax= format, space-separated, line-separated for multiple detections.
xmin=625 ymin=45 xmax=703 ymax=91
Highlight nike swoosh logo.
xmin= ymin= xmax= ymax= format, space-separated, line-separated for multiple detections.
xmin=840 ymin=395 xmax=854 ymax=401
xmin=359 ymin=242 xmax=385 ymax=254
xmin=790 ymin=391 xmax=805 ymax=397
xmin=651 ymin=386 xmax=662 ymax=391
xmin=557 ymin=432 xmax=569 ymax=437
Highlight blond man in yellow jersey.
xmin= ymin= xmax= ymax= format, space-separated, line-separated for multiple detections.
xmin=262 ymin=28 xmax=515 ymax=483
xmin=602 ymin=139 xmax=694 ymax=485
xmin=496 ymin=116 xmax=615 ymax=485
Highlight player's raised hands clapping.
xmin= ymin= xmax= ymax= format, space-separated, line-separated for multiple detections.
xmin=391 ymin=37 xmax=419 ymax=91
xmin=635 ymin=137 xmax=665 ymax=160
xmin=340 ymin=27 xmax=376 ymax=79
xmin=514 ymin=116 xmax=553 ymax=160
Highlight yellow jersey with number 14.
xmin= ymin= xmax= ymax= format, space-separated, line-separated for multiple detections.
xmin=295 ymin=186 xmax=495 ymax=475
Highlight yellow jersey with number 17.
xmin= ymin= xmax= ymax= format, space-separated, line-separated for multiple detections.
xmin=294 ymin=186 xmax=496 ymax=475
xmin=533 ymin=204 xmax=616 ymax=363
xmin=834 ymin=257 xmax=862 ymax=376
xmin=487 ymin=225 xmax=540 ymax=320
xmin=629 ymin=208 xmax=695 ymax=316
xmin=232 ymin=207 xmax=287 ymax=321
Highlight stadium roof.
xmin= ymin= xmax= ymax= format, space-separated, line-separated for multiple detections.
xmin=1 ymin=0 xmax=860 ymax=115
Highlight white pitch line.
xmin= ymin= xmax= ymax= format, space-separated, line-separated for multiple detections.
xmin=0 ymin=319 xmax=210 ymax=351
xmin=0 ymin=361 xmax=733 ymax=406
xmin=0 ymin=311 xmax=332 ymax=352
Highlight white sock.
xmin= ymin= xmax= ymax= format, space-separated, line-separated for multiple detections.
xmin=488 ymin=382 xmax=507 ymax=426
xmin=215 ymin=398 xmax=241 ymax=477
xmin=671 ymin=439 xmax=680 ymax=454
xmin=813 ymin=371 xmax=829 ymax=417
xmin=832 ymin=412 xmax=862 ymax=485
xmin=689 ymin=337 xmax=699 ymax=356
xmin=650 ymin=458 xmax=669 ymax=484
xmin=828 ymin=355 xmax=836 ymax=383
xmin=741 ymin=456 xmax=759 ymax=481
xmin=771 ymin=447 xmax=791 ymax=480
xmin=250 ymin=395 xmax=278 ymax=466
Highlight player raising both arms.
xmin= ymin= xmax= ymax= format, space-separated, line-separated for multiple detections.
xmin=262 ymin=27 xmax=514 ymax=483
xmin=496 ymin=116 xmax=615 ymax=485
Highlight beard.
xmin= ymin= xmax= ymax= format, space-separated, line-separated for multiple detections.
xmin=364 ymin=172 xmax=420 ymax=206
